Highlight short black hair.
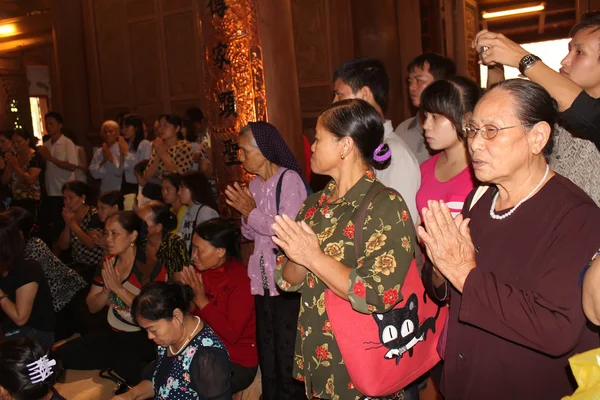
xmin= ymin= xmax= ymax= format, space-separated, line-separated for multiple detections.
xmin=62 ymin=180 xmax=91 ymax=199
xmin=123 ymin=114 xmax=145 ymax=152
xmin=108 ymin=211 xmax=147 ymax=247
xmin=132 ymin=281 xmax=195 ymax=323
xmin=141 ymin=182 xmax=164 ymax=202
xmin=142 ymin=200 xmax=178 ymax=233
xmin=421 ymin=76 xmax=482 ymax=139
xmin=180 ymin=171 xmax=218 ymax=210
xmin=99 ymin=190 xmax=125 ymax=210
xmin=407 ymin=53 xmax=457 ymax=80
xmin=194 ymin=218 xmax=241 ymax=259
xmin=0 ymin=338 xmax=62 ymax=400
xmin=319 ymin=98 xmax=390 ymax=168
xmin=333 ymin=57 xmax=389 ymax=113
xmin=44 ymin=112 xmax=64 ymax=125
xmin=4 ymin=207 xmax=35 ymax=240
xmin=185 ymin=107 xmax=204 ymax=123
xmin=134 ymin=159 xmax=149 ymax=176
xmin=571 ymin=11 xmax=600 ymax=36
xmin=0 ymin=212 xmax=25 ymax=273
xmin=486 ymin=79 xmax=557 ymax=156
xmin=12 ymin=128 xmax=37 ymax=148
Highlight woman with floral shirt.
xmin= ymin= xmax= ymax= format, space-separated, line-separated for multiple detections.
xmin=272 ymin=99 xmax=416 ymax=400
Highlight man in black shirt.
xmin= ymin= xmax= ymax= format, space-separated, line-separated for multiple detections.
xmin=473 ymin=12 xmax=600 ymax=149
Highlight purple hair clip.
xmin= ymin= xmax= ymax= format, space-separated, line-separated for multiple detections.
xmin=373 ymin=143 xmax=391 ymax=163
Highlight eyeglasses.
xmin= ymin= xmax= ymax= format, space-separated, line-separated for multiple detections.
xmin=463 ymin=124 xmax=523 ymax=140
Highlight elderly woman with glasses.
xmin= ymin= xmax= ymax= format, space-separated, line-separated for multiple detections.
xmin=420 ymin=79 xmax=600 ymax=400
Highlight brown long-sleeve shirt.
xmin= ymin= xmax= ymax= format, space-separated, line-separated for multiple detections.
xmin=425 ymin=174 xmax=600 ymax=399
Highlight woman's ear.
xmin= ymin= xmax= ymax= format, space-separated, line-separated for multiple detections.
xmin=130 ymin=230 xmax=139 ymax=244
xmin=81 ymin=194 xmax=86 ymax=204
xmin=529 ymin=121 xmax=551 ymax=155
xmin=216 ymin=247 xmax=226 ymax=259
xmin=172 ymin=309 xmax=184 ymax=323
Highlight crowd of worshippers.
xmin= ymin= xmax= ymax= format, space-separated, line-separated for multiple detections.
xmin=4 ymin=11 xmax=600 ymax=400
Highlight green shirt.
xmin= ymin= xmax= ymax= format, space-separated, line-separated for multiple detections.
xmin=275 ymin=171 xmax=416 ymax=399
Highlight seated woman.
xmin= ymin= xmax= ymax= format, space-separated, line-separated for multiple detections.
xmin=0 ymin=338 xmax=65 ymax=400
xmin=161 ymin=173 xmax=186 ymax=232
xmin=54 ymin=181 xmax=104 ymax=283
xmin=5 ymin=207 xmax=89 ymax=339
xmin=53 ymin=211 xmax=168 ymax=385
xmin=137 ymin=201 xmax=189 ymax=281
xmin=181 ymin=218 xmax=258 ymax=397
xmin=420 ymin=79 xmax=600 ymax=399
xmin=91 ymin=190 xmax=125 ymax=250
xmin=89 ymin=120 xmax=124 ymax=193
xmin=144 ymin=114 xmax=194 ymax=182
xmin=177 ymin=171 xmax=219 ymax=254
xmin=0 ymin=214 xmax=55 ymax=348
xmin=1 ymin=128 xmax=42 ymax=218
xmin=111 ymin=281 xmax=232 ymax=400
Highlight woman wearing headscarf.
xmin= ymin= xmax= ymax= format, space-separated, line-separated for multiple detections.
xmin=224 ymin=121 xmax=307 ymax=400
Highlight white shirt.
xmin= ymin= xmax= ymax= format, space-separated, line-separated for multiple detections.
xmin=89 ymin=142 xmax=123 ymax=193
xmin=394 ymin=115 xmax=432 ymax=165
xmin=178 ymin=203 xmax=220 ymax=253
xmin=123 ymin=140 xmax=152 ymax=184
xmin=44 ymin=134 xmax=77 ymax=196
xmin=375 ymin=120 xmax=421 ymax=224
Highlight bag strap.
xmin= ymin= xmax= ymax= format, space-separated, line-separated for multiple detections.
xmin=469 ymin=185 xmax=490 ymax=211
xmin=189 ymin=204 xmax=205 ymax=257
xmin=275 ymin=169 xmax=291 ymax=214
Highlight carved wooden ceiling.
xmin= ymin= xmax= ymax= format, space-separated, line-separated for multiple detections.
xmin=478 ymin=0 xmax=576 ymax=43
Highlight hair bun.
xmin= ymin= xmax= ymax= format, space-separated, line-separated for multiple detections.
xmin=181 ymin=284 xmax=196 ymax=303
xmin=372 ymin=143 xmax=391 ymax=165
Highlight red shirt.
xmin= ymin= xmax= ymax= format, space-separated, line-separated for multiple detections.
xmin=194 ymin=257 xmax=258 ymax=367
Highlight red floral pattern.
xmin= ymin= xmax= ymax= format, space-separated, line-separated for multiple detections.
xmin=273 ymin=171 xmax=413 ymax=400
xmin=383 ymin=288 xmax=399 ymax=306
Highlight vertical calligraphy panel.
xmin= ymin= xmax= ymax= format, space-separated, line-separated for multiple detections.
xmin=201 ymin=0 xmax=267 ymax=216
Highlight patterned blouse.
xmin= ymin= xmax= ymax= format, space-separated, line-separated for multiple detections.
xmin=275 ymin=171 xmax=415 ymax=400
xmin=147 ymin=140 xmax=194 ymax=180
xmin=152 ymin=323 xmax=231 ymax=400
xmin=70 ymin=206 xmax=104 ymax=266
xmin=25 ymin=237 xmax=87 ymax=312
xmin=11 ymin=151 xmax=42 ymax=200
xmin=156 ymin=232 xmax=190 ymax=277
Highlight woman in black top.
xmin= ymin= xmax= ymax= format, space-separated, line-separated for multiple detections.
xmin=111 ymin=282 xmax=231 ymax=400
xmin=0 ymin=213 xmax=55 ymax=347
xmin=0 ymin=338 xmax=65 ymax=400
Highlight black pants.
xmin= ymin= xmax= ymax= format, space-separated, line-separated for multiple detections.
xmin=54 ymin=288 xmax=111 ymax=341
xmin=255 ymin=290 xmax=305 ymax=400
xmin=40 ymin=196 xmax=64 ymax=245
xmin=52 ymin=329 xmax=156 ymax=385
xmin=231 ymin=362 xmax=258 ymax=394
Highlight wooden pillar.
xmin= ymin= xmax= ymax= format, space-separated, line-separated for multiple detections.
xmin=576 ymin=0 xmax=600 ymax=20
xmin=350 ymin=0 xmax=404 ymax=124
xmin=50 ymin=0 xmax=92 ymax=152
xmin=201 ymin=0 xmax=303 ymax=216
xmin=451 ymin=0 xmax=480 ymax=82
xmin=256 ymin=0 xmax=304 ymax=171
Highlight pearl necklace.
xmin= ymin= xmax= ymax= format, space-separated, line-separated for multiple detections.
xmin=490 ymin=164 xmax=549 ymax=220
xmin=169 ymin=316 xmax=202 ymax=356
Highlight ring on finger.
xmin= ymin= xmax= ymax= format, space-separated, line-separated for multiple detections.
xmin=481 ymin=45 xmax=490 ymax=54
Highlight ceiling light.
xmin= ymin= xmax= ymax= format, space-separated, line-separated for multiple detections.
xmin=0 ymin=24 xmax=16 ymax=36
xmin=482 ymin=3 xmax=545 ymax=19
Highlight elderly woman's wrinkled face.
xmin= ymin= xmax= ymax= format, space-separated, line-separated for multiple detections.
xmin=467 ymin=89 xmax=536 ymax=184
xmin=311 ymin=120 xmax=343 ymax=176
xmin=102 ymin=124 xmax=119 ymax=146
xmin=238 ymin=131 xmax=267 ymax=175
xmin=422 ymin=112 xmax=460 ymax=151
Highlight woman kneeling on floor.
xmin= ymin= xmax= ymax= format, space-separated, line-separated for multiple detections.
xmin=111 ymin=281 xmax=232 ymax=400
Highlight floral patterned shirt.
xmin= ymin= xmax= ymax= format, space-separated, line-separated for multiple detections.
xmin=275 ymin=171 xmax=415 ymax=400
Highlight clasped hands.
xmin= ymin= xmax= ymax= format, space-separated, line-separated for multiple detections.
xmin=271 ymin=214 xmax=322 ymax=271
xmin=224 ymin=182 xmax=256 ymax=218
xmin=417 ymin=200 xmax=476 ymax=293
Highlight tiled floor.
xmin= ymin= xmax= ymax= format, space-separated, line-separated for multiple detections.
xmin=56 ymin=369 xmax=439 ymax=400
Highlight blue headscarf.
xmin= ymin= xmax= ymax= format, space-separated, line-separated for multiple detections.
xmin=247 ymin=121 xmax=302 ymax=175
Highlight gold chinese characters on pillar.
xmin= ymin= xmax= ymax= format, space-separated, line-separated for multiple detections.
xmin=202 ymin=0 xmax=268 ymax=217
